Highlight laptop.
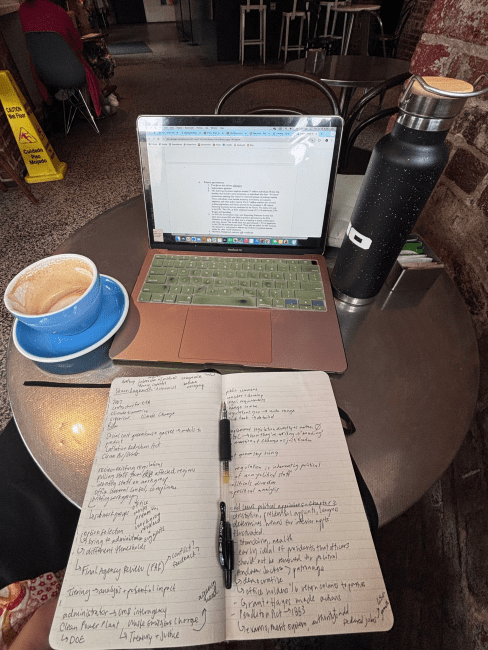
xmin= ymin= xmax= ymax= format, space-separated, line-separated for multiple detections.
xmin=110 ymin=115 xmax=347 ymax=373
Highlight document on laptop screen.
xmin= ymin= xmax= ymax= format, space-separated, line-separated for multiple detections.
xmin=143 ymin=126 xmax=337 ymax=241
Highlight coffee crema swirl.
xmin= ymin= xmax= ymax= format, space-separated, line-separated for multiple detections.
xmin=8 ymin=259 xmax=93 ymax=315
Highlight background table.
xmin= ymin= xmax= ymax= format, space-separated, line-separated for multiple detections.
xmin=6 ymin=195 xmax=479 ymax=526
xmin=286 ymin=55 xmax=410 ymax=116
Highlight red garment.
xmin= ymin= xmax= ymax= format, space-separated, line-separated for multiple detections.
xmin=19 ymin=0 xmax=101 ymax=116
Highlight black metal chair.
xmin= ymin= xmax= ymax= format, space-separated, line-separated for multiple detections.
xmin=339 ymin=71 xmax=411 ymax=173
xmin=24 ymin=31 xmax=99 ymax=135
xmin=215 ymin=72 xmax=340 ymax=115
xmin=378 ymin=0 xmax=416 ymax=58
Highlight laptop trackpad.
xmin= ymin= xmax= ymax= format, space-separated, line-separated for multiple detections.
xmin=178 ymin=307 xmax=272 ymax=363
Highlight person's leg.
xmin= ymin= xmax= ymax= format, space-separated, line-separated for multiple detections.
xmin=9 ymin=596 xmax=58 ymax=650
xmin=0 ymin=419 xmax=80 ymax=588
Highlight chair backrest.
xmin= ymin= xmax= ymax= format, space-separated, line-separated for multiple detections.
xmin=339 ymin=71 xmax=411 ymax=172
xmin=215 ymin=72 xmax=340 ymax=116
xmin=387 ymin=0 xmax=416 ymax=56
xmin=24 ymin=32 xmax=86 ymax=89
xmin=395 ymin=0 xmax=416 ymax=39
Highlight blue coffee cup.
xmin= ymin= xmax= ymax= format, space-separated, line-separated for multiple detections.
xmin=4 ymin=254 xmax=103 ymax=336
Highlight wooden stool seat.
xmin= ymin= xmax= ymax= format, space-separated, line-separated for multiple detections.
xmin=314 ymin=0 xmax=346 ymax=39
xmin=333 ymin=3 xmax=380 ymax=12
xmin=331 ymin=3 xmax=385 ymax=55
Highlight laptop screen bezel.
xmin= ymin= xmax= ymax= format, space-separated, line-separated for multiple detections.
xmin=137 ymin=115 xmax=344 ymax=256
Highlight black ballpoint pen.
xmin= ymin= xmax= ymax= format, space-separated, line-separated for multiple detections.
xmin=219 ymin=403 xmax=233 ymax=588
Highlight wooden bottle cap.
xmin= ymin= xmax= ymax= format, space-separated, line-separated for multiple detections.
xmin=411 ymin=76 xmax=474 ymax=98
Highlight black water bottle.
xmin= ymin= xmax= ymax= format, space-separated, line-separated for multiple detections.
xmin=331 ymin=76 xmax=478 ymax=305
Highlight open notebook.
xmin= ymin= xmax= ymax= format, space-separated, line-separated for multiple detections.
xmin=50 ymin=371 xmax=393 ymax=649
xmin=109 ymin=116 xmax=347 ymax=373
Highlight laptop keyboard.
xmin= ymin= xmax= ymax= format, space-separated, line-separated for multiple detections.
xmin=137 ymin=255 xmax=327 ymax=310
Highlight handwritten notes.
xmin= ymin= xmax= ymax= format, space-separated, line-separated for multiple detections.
xmin=50 ymin=373 xmax=225 ymax=649
xmin=222 ymin=372 xmax=393 ymax=639
xmin=50 ymin=372 xmax=392 ymax=650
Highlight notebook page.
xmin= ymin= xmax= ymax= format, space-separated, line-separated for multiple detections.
xmin=222 ymin=371 xmax=393 ymax=640
xmin=50 ymin=373 xmax=225 ymax=650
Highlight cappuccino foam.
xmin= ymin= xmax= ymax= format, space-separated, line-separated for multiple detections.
xmin=8 ymin=258 xmax=93 ymax=315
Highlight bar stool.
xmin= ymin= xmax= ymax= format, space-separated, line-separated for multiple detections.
xmin=311 ymin=0 xmax=346 ymax=54
xmin=330 ymin=2 xmax=386 ymax=55
xmin=313 ymin=0 xmax=346 ymax=39
xmin=240 ymin=0 xmax=267 ymax=65
xmin=277 ymin=0 xmax=306 ymax=64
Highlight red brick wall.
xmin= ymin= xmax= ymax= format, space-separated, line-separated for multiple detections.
xmin=409 ymin=0 xmax=488 ymax=342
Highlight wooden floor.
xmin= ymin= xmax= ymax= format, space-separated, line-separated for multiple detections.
xmin=368 ymin=338 xmax=488 ymax=650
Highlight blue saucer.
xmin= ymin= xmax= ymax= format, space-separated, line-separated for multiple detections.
xmin=13 ymin=275 xmax=129 ymax=362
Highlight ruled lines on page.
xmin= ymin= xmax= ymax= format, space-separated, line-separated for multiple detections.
xmin=222 ymin=371 xmax=394 ymax=640
xmin=50 ymin=373 xmax=226 ymax=649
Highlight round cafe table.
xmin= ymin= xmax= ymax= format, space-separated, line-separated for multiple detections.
xmin=6 ymin=195 xmax=479 ymax=527
xmin=285 ymin=55 xmax=411 ymax=117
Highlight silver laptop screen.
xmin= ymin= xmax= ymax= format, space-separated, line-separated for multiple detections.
xmin=137 ymin=116 xmax=343 ymax=253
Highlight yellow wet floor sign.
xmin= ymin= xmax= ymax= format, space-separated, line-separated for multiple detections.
xmin=0 ymin=70 xmax=67 ymax=183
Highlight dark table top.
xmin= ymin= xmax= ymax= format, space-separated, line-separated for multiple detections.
xmin=286 ymin=55 xmax=411 ymax=88
xmin=6 ymin=195 xmax=480 ymax=526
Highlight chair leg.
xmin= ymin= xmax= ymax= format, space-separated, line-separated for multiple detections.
xmin=262 ymin=9 xmax=266 ymax=64
xmin=313 ymin=3 xmax=320 ymax=38
xmin=331 ymin=8 xmax=338 ymax=37
xmin=298 ymin=15 xmax=304 ymax=56
xmin=61 ymin=94 xmax=74 ymax=136
xmin=239 ymin=9 xmax=243 ymax=63
xmin=60 ymin=91 xmax=79 ymax=136
xmin=373 ymin=11 xmax=387 ymax=56
xmin=278 ymin=15 xmax=284 ymax=59
xmin=343 ymin=14 xmax=355 ymax=54
xmin=323 ymin=4 xmax=331 ymax=37
xmin=239 ymin=11 xmax=246 ymax=65
xmin=284 ymin=16 xmax=290 ymax=64
xmin=72 ymin=89 xmax=100 ymax=135
xmin=65 ymin=96 xmax=78 ymax=135
xmin=62 ymin=98 xmax=68 ymax=136
xmin=259 ymin=10 xmax=263 ymax=60
xmin=340 ymin=14 xmax=347 ymax=54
